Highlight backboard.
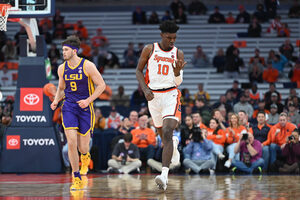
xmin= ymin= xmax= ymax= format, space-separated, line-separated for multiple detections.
xmin=0 ymin=0 xmax=54 ymax=18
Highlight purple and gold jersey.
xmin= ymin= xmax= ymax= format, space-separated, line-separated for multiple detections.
xmin=63 ymin=58 xmax=94 ymax=103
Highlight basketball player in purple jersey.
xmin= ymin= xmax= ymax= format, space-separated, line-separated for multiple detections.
xmin=136 ymin=21 xmax=186 ymax=190
xmin=51 ymin=35 xmax=106 ymax=190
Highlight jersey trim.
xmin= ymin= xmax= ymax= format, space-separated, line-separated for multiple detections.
xmin=67 ymin=58 xmax=83 ymax=70
xmin=157 ymin=42 xmax=175 ymax=52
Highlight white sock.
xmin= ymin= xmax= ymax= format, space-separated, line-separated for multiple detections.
xmin=161 ymin=167 xmax=169 ymax=178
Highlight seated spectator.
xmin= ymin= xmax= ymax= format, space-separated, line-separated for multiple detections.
xmin=78 ymin=38 xmax=92 ymax=60
xmin=225 ymin=48 xmax=244 ymax=79
xmin=233 ymin=93 xmax=254 ymax=118
xmin=226 ymin=12 xmax=235 ymax=24
xmin=107 ymin=133 xmax=142 ymax=174
xmin=278 ymin=129 xmax=300 ymax=174
xmin=102 ymin=51 xmax=120 ymax=69
xmin=263 ymin=61 xmax=279 ymax=83
xmin=252 ymin=100 xmax=270 ymax=119
xmin=194 ymin=83 xmax=210 ymax=103
xmin=224 ymin=114 xmax=247 ymax=168
xmin=123 ymin=49 xmax=138 ymax=68
xmin=249 ymin=64 xmax=263 ymax=83
xmin=181 ymin=115 xmax=198 ymax=147
xmin=52 ymin=23 xmax=67 ymax=39
xmin=264 ymin=83 xmax=281 ymax=105
xmin=191 ymin=46 xmax=209 ymax=68
xmin=130 ymin=85 xmax=147 ymax=107
xmin=265 ymin=0 xmax=278 ymax=19
xmin=119 ymin=117 xmax=135 ymax=135
xmin=39 ymin=17 xmax=52 ymax=30
xmin=250 ymin=111 xmax=271 ymax=170
xmin=279 ymin=39 xmax=294 ymax=61
xmin=194 ymin=99 xmax=211 ymax=125
xmin=249 ymin=48 xmax=265 ymax=66
xmin=73 ymin=20 xmax=88 ymax=40
xmin=161 ymin=10 xmax=172 ymax=22
xmin=137 ymin=42 xmax=144 ymax=58
xmin=174 ymin=7 xmax=187 ymax=24
xmin=111 ymin=85 xmax=130 ymax=107
xmin=39 ymin=23 xmax=52 ymax=44
xmin=238 ymin=110 xmax=252 ymax=130
xmin=287 ymin=102 xmax=300 ymax=126
xmin=231 ymin=132 xmax=264 ymax=174
xmin=271 ymin=54 xmax=288 ymax=75
xmin=212 ymin=109 xmax=228 ymax=130
xmin=266 ymin=49 xmax=276 ymax=64
xmin=289 ymin=60 xmax=300 ymax=83
xmin=266 ymin=92 xmax=284 ymax=114
xmin=213 ymin=48 xmax=226 ymax=73
xmin=98 ymin=85 xmax=112 ymax=101
xmin=91 ymin=28 xmax=109 ymax=49
xmin=247 ymin=17 xmax=262 ymax=37
xmin=123 ymin=42 xmax=137 ymax=58
xmin=94 ymin=107 xmax=106 ymax=130
xmin=284 ymin=88 xmax=300 ymax=108
xmin=52 ymin=9 xmax=64 ymax=30
xmin=235 ymin=5 xmax=251 ymax=23
xmin=48 ymin=43 xmax=60 ymax=64
xmin=208 ymin=6 xmax=225 ymax=23
xmin=267 ymin=15 xmax=282 ymax=34
xmin=170 ymin=0 xmax=186 ymax=18
xmin=192 ymin=112 xmax=208 ymax=129
xmin=183 ymin=129 xmax=215 ymax=174
xmin=1 ymin=38 xmax=16 ymax=61
xmin=148 ymin=11 xmax=160 ymax=24
xmin=188 ymin=0 xmax=207 ymax=15
xmin=181 ymin=88 xmax=194 ymax=106
xmin=131 ymin=115 xmax=156 ymax=162
xmin=277 ymin=23 xmax=290 ymax=37
xmin=132 ymin=6 xmax=147 ymax=24
xmin=129 ymin=111 xmax=139 ymax=128
xmin=249 ymin=83 xmax=263 ymax=107
xmin=268 ymin=104 xmax=279 ymax=125
xmin=288 ymin=0 xmax=300 ymax=18
xmin=263 ymin=112 xmax=297 ymax=167
xmin=253 ymin=3 xmax=268 ymax=23
xmin=106 ymin=107 xmax=124 ymax=129
xmin=0 ymin=64 xmax=13 ymax=86
xmin=226 ymin=80 xmax=243 ymax=103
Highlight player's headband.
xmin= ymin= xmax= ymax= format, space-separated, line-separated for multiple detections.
xmin=63 ymin=44 xmax=79 ymax=52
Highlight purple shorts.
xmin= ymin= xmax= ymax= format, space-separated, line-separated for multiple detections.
xmin=61 ymin=101 xmax=95 ymax=136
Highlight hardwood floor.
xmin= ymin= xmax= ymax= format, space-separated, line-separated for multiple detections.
xmin=0 ymin=174 xmax=299 ymax=199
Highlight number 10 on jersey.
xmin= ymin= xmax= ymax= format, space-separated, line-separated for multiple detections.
xmin=157 ymin=64 xmax=169 ymax=75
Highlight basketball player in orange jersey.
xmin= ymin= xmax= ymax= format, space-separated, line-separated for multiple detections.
xmin=136 ymin=21 xmax=186 ymax=190
xmin=51 ymin=35 xmax=106 ymax=190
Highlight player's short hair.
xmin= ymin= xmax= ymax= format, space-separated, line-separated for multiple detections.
xmin=159 ymin=20 xmax=179 ymax=33
xmin=62 ymin=35 xmax=81 ymax=50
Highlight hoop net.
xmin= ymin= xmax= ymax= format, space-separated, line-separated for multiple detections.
xmin=0 ymin=4 xmax=11 ymax=31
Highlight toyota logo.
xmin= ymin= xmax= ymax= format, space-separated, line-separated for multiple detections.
xmin=8 ymin=138 xmax=19 ymax=146
xmin=24 ymin=94 xmax=39 ymax=105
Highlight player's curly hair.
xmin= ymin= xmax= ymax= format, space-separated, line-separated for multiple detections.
xmin=159 ymin=20 xmax=179 ymax=33
xmin=62 ymin=35 xmax=81 ymax=49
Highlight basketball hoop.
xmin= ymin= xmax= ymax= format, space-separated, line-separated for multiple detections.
xmin=0 ymin=4 xmax=11 ymax=31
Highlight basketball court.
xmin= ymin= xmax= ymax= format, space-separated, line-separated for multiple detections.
xmin=0 ymin=174 xmax=300 ymax=199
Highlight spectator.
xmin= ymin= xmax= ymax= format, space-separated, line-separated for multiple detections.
xmin=287 ymin=103 xmax=300 ymax=126
xmin=250 ymin=111 xmax=271 ymax=170
xmin=170 ymin=0 xmax=186 ymax=18
xmin=1 ymin=38 xmax=16 ymax=61
xmin=188 ymin=0 xmax=207 ymax=15
xmin=78 ymin=38 xmax=92 ymax=60
xmin=264 ymin=0 xmax=278 ymax=19
xmin=289 ymin=60 xmax=300 ymax=83
xmin=266 ymin=49 xmax=276 ymax=64
xmin=277 ymin=23 xmax=290 ymax=37
xmin=137 ymin=42 xmax=144 ymax=58
xmin=129 ymin=111 xmax=139 ymax=128
xmin=106 ymin=107 xmax=124 ymax=129
xmin=212 ymin=95 xmax=232 ymax=115
xmin=39 ymin=23 xmax=52 ymax=44
xmin=94 ymin=107 xmax=106 ymax=130
xmin=181 ymin=115 xmax=199 ymax=147
xmin=225 ymin=48 xmax=244 ymax=79
xmin=194 ymin=83 xmax=210 ymax=103
xmin=226 ymin=80 xmax=243 ymax=103
xmin=279 ymin=39 xmax=294 ymax=61
xmin=266 ymin=92 xmax=284 ymax=114
xmin=107 ymin=133 xmax=142 ymax=174
xmin=52 ymin=9 xmax=64 ymax=31
xmin=213 ymin=48 xmax=226 ymax=73
xmin=132 ymin=6 xmax=147 ymax=24
xmin=123 ymin=49 xmax=138 ymax=68
xmin=183 ymin=129 xmax=215 ymax=174
xmin=235 ymin=5 xmax=251 ymax=23
xmin=264 ymin=113 xmax=297 ymax=166
xmin=249 ymin=84 xmax=263 ymax=107
xmin=52 ymin=23 xmax=67 ymax=39
xmin=264 ymin=83 xmax=281 ymax=105
xmin=98 ymin=85 xmax=112 ymax=101
xmin=249 ymin=48 xmax=265 ymax=66
xmin=262 ymin=60 xmax=279 ymax=83
xmin=268 ymin=104 xmax=279 ymax=125
xmin=123 ymin=42 xmax=137 ymax=59
xmin=191 ymin=45 xmax=209 ymax=68
xmin=226 ymin=12 xmax=235 ymax=24
xmin=288 ymin=0 xmax=300 ymax=18
xmin=271 ymin=54 xmax=288 ymax=75
xmin=194 ymin=99 xmax=211 ymax=126
xmin=267 ymin=15 xmax=282 ymax=34
xmin=284 ymin=88 xmax=300 ymax=108
xmin=102 ymin=51 xmax=120 ymax=69
xmin=208 ymin=6 xmax=225 ymax=23
xmin=148 ymin=11 xmax=160 ymax=24
xmin=161 ymin=10 xmax=172 ymax=22
xmin=238 ymin=110 xmax=252 ymax=129
xmin=39 ymin=17 xmax=52 ymax=30
xmin=183 ymin=105 xmax=193 ymax=119
xmin=130 ymin=85 xmax=147 ymax=108
xmin=181 ymin=88 xmax=194 ymax=106
xmin=247 ymin=17 xmax=262 ymax=37
xmin=249 ymin=63 xmax=263 ymax=83
xmin=91 ymin=28 xmax=109 ymax=49
xmin=252 ymin=100 xmax=270 ymax=119
xmin=48 ymin=43 xmax=60 ymax=64
xmin=278 ymin=129 xmax=300 ymax=174
xmin=174 ymin=7 xmax=187 ymax=24
xmin=73 ymin=20 xmax=88 ymax=40
xmin=232 ymin=132 xmax=264 ymax=174
xmin=224 ymin=114 xmax=247 ymax=168
xmin=192 ymin=112 xmax=208 ymax=129
xmin=131 ymin=115 xmax=156 ymax=162
xmin=0 ymin=64 xmax=13 ymax=86
xmin=253 ymin=3 xmax=268 ymax=23
xmin=119 ymin=117 xmax=135 ymax=135
xmin=111 ymin=86 xmax=130 ymax=107
xmin=212 ymin=109 xmax=228 ymax=129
